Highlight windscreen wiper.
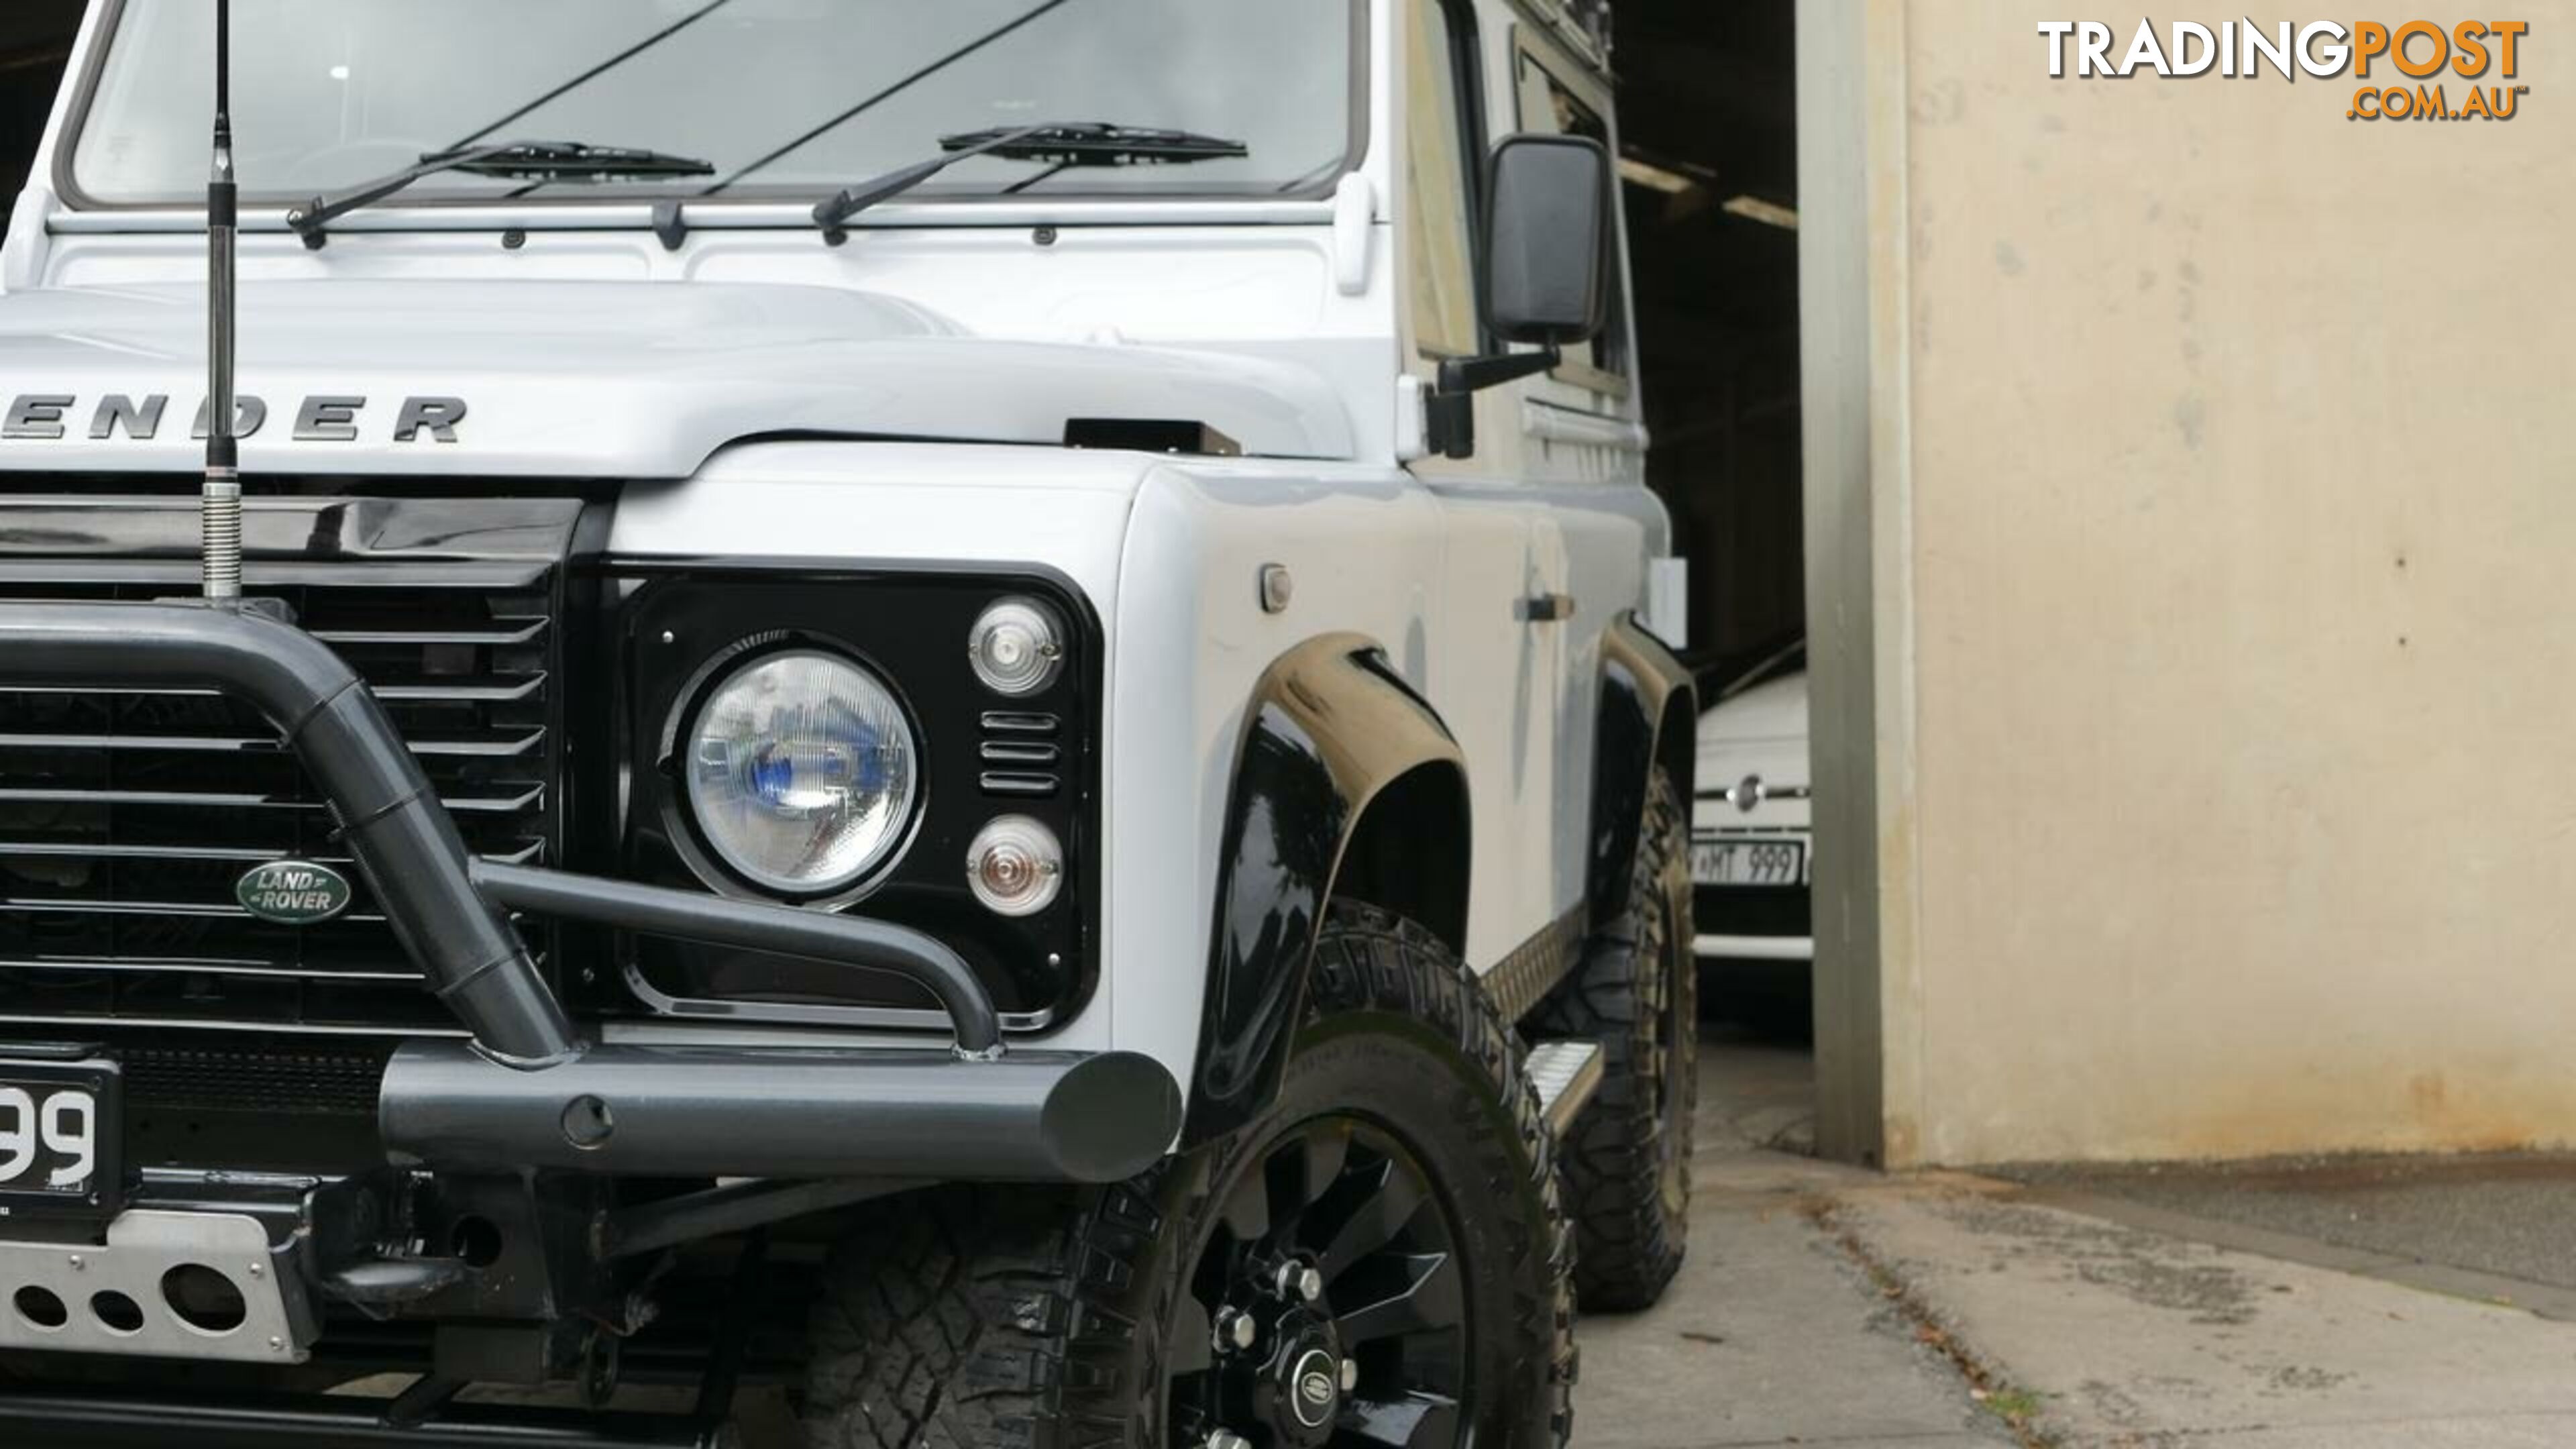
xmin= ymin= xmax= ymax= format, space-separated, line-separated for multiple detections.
xmin=810 ymin=122 xmax=1248 ymax=232
xmin=287 ymin=140 xmax=715 ymax=245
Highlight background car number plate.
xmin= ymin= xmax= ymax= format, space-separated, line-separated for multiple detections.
xmin=0 ymin=1059 xmax=118 ymax=1214
xmin=1693 ymin=839 xmax=1807 ymax=887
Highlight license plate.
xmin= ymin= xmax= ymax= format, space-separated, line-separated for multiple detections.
xmin=1693 ymin=838 xmax=1807 ymax=888
xmin=0 ymin=1060 xmax=119 ymax=1218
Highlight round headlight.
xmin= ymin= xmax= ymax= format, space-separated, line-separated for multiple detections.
xmin=683 ymin=650 xmax=918 ymax=896
xmin=968 ymin=598 xmax=1065 ymax=697
xmin=965 ymin=816 xmax=1064 ymax=918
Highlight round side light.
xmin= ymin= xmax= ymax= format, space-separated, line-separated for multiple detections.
xmin=969 ymin=598 xmax=1065 ymax=697
xmin=966 ymin=816 xmax=1065 ymax=918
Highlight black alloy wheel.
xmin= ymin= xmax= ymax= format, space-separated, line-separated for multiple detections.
xmin=796 ymin=903 xmax=1573 ymax=1448
xmin=1169 ymin=1116 xmax=1470 ymax=1447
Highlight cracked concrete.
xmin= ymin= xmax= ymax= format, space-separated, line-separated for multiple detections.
xmin=1832 ymin=1181 xmax=2576 ymax=1447
xmin=1580 ymin=1028 xmax=2015 ymax=1448
xmin=1582 ymin=1024 xmax=2576 ymax=1447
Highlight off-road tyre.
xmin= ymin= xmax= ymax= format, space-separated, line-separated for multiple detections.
xmin=798 ymin=902 xmax=1574 ymax=1448
xmin=1525 ymin=765 xmax=1695 ymax=1311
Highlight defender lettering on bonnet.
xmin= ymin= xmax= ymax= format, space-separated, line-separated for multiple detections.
xmin=0 ymin=394 xmax=468 ymax=443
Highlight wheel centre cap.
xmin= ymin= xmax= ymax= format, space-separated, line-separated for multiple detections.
xmin=1286 ymin=1346 xmax=1340 ymax=1430
xmin=1247 ymin=1309 xmax=1346 ymax=1446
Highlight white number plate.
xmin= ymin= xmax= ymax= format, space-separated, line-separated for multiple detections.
xmin=0 ymin=1063 xmax=116 ymax=1213
xmin=1692 ymin=839 xmax=1808 ymax=888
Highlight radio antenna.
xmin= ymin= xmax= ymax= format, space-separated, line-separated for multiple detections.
xmin=202 ymin=0 xmax=241 ymax=602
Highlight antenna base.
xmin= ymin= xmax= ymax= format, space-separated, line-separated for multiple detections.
xmin=200 ymin=475 xmax=242 ymax=602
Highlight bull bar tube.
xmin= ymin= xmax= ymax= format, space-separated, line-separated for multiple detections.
xmin=0 ymin=601 xmax=1180 ymax=1183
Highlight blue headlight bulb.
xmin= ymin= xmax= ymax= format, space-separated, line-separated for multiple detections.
xmin=750 ymin=745 xmax=795 ymax=808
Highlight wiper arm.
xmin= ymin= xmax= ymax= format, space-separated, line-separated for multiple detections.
xmin=287 ymin=140 xmax=715 ymax=244
xmin=811 ymin=122 xmax=1249 ymax=231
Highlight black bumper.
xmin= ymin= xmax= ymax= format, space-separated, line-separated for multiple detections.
xmin=1694 ymin=883 xmax=1813 ymax=940
xmin=0 ymin=600 xmax=1180 ymax=1186
xmin=381 ymin=1040 xmax=1177 ymax=1181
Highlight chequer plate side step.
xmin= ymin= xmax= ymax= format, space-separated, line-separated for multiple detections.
xmin=1525 ymin=1038 xmax=1606 ymax=1138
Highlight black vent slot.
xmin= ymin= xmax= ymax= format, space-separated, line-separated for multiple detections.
xmin=1063 ymin=418 xmax=1242 ymax=457
xmin=121 ymin=1041 xmax=390 ymax=1117
xmin=977 ymin=712 xmax=1061 ymax=800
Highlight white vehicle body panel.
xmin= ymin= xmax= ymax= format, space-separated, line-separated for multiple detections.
xmin=0 ymin=278 xmax=1361 ymax=476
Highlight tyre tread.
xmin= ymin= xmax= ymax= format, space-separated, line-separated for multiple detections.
xmin=1525 ymin=767 xmax=1696 ymax=1311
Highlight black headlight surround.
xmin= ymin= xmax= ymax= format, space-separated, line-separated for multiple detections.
xmin=602 ymin=560 xmax=1100 ymax=1036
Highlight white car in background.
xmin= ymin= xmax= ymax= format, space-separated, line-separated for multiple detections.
xmin=1693 ymin=643 xmax=1812 ymax=965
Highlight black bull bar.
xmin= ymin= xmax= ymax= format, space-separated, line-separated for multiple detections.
xmin=0 ymin=601 xmax=1179 ymax=1183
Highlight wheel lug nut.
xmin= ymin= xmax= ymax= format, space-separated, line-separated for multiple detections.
xmin=1275 ymin=1260 xmax=1325 ymax=1303
xmin=1340 ymin=1358 xmax=1358 ymax=1392
xmin=1205 ymin=1432 xmax=1252 ymax=1449
xmin=1213 ymin=1307 xmax=1258 ymax=1352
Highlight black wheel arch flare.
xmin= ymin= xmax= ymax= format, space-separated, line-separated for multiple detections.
xmin=1184 ymin=634 xmax=1470 ymax=1146
xmin=1589 ymin=613 xmax=1699 ymax=932
xmin=1185 ymin=618 xmax=1698 ymax=1147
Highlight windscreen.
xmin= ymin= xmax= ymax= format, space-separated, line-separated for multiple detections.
xmin=70 ymin=0 xmax=1358 ymax=206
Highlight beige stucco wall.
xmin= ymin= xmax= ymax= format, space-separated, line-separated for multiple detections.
xmin=1825 ymin=2 xmax=2576 ymax=1165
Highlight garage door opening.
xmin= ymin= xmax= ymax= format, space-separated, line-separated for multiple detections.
xmin=1613 ymin=1 xmax=1824 ymax=1157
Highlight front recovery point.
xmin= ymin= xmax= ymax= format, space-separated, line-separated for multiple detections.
xmin=0 ymin=600 xmax=1181 ymax=1437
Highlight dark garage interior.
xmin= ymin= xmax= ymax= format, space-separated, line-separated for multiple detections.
xmin=0 ymin=3 xmax=80 ymax=225
xmin=1614 ymin=1 xmax=1804 ymax=683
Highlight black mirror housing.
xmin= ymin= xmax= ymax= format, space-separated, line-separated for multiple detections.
xmin=1483 ymin=134 xmax=1613 ymax=347
xmin=1422 ymin=135 xmax=1616 ymax=460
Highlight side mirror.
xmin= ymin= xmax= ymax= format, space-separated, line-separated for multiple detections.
xmin=1484 ymin=133 xmax=1612 ymax=346
xmin=1424 ymin=135 xmax=1614 ymax=460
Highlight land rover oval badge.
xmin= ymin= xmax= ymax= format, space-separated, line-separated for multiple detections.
xmin=236 ymin=860 xmax=354 ymax=926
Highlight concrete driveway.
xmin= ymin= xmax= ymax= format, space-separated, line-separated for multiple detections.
xmin=1579 ymin=1028 xmax=2015 ymax=1448
xmin=1578 ymin=1024 xmax=2576 ymax=1448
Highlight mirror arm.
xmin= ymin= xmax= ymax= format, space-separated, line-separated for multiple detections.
xmin=1438 ymin=346 xmax=1562 ymax=396
xmin=1425 ymin=345 xmax=1562 ymax=460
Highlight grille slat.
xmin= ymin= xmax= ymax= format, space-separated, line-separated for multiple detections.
xmin=0 ymin=839 xmax=545 ymax=867
xmin=0 ymin=784 xmax=548 ymax=814
xmin=2 ymin=898 xmax=393 ymax=925
xmin=0 ymin=727 xmax=547 ymax=759
xmin=0 ymin=733 xmax=276 ymax=753
xmin=372 ymin=674 xmax=549 ymax=704
xmin=312 ymin=618 xmax=549 ymax=647
xmin=0 ymin=560 xmax=553 ymax=590
xmin=0 ymin=503 xmax=573 ymax=1041
xmin=0 ymin=955 xmax=421 ymax=983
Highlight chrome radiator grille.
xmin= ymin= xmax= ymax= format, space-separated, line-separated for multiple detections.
xmin=0 ymin=496 xmax=582 ymax=1039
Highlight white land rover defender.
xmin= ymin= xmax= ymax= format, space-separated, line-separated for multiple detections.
xmin=0 ymin=3 xmax=1699 ymax=1445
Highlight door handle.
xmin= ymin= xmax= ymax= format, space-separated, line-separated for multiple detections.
xmin=1517 ymin=593 xmax=1576 ymax=624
